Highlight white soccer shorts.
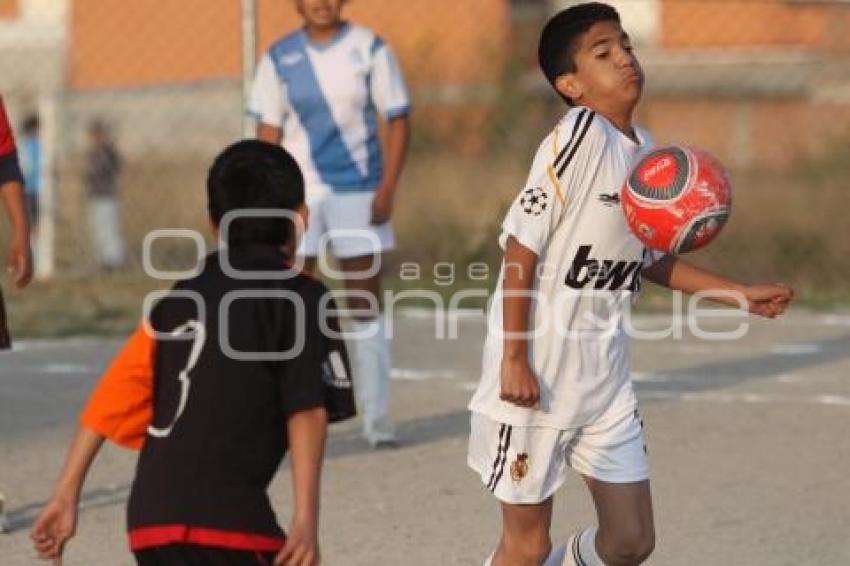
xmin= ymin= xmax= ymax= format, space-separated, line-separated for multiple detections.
xmin=298 ymin=185 xmax=395 ymax=259
xmin=468 ymin=403 xmax=649 ymax=504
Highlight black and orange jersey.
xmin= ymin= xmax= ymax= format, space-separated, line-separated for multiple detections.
xmin=82 ymin=244 xmax=355 ymax=553
xmin=0 ymin=98 xmax=23 ymax=186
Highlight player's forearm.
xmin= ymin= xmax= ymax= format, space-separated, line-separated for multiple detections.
xmin=256 ymin=123 xmax=283 ymax=145
xmin=502 ymin=236 xmax=539 ymax=361
xmin=0 ymin=180 xmax=30 ymax=240
xmin=378 ymin=115 xmax=410 ymax=195
xmin=51 ymin=427 xmax=105 ymax=503
xmin=286 ymin=406 xmax=328 ymax=526
xmin=644 ymin=254 xmax=747 ymax=307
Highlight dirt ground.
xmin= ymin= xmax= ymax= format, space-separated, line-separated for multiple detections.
xmin=1 ymin=310 xmax=849 ymax=565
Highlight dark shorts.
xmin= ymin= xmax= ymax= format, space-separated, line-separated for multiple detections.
xmin=0 ymin=288 xmax=10 ymax=350
xmin=134 ymin=544 xmax=276 ymax=566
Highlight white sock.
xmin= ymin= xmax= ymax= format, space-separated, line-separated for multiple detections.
xmin=350 ymin=316 xmax=393 ymax=437
xmin=544 ymin=543 xmax=568 ymax=566
xmin=484 ymin=543 xmax=566 ymax=566
xmin=564 ymin=527 xmax=604 ymax=566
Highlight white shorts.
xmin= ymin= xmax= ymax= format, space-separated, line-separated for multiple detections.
xmin=468 ymin=404 xmax=649 ymax=504
xmin=298 ymin=185 xmax=395 ymax=259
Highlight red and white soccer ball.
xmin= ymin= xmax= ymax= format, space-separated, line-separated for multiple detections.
xmin=622 ymin=146 xmax=732 ymax=254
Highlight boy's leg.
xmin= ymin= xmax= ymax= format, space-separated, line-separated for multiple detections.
xmin=563 ymin=403 xmax=654 ymax=566
xmin=493 ymin=497 xmax=554 ymax=566
xmin=339 ymin=254 xmax=395 ymax=446
xmin=469 ymin=414 xmax=573 ymax=565
xmin=324 ymin=190 xmax=395 ymax=446
xmin=580 ymin=477 xmax=654 ymax=566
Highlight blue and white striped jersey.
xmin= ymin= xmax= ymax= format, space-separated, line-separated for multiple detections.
xmin=249 ymin=23 xmax=411 ymax=193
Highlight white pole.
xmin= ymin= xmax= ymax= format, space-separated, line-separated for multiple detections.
xmin=34 ymin=91 xmax=56 ymax=280
xmin=241 ymin=0 xmax=258 ymax=138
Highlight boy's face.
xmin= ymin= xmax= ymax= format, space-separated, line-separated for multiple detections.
xmin=295 ymin=0 xmax=345 ymax=29
xmin=556 ymin=21 xmax=643 ymax=113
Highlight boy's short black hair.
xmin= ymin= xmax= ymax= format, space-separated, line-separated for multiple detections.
xmin=207 ymin=140 xmax=305 ymax=247
xmin=538 ymin=2 xmax=621 ymax=104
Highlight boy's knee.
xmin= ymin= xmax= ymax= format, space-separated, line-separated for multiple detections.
xmin=598 ymin=528 xmax=655 ymax=565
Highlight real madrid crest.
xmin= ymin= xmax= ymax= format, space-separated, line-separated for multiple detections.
xmin=510 ymin=453 xmax=529 ymax=482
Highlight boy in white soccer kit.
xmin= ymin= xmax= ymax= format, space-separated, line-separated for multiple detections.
xmin=468 ymin=4 xmax=793 ymax=566
xmin=469 ymin=106 xmax=654 ymax=503
xmin=250 ymin=0 xmax=411 ymax=447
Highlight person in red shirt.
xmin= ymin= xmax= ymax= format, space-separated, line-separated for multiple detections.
xmin=0 ymin=96 xmax=33 ymax=349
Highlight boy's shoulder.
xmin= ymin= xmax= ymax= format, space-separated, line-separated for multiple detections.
xmin=530 ymin=106 xmax=610 ymax=173
xmin=553 ymin=106 xmax=613 ymax=148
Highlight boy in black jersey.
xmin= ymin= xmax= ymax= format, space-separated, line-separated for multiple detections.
xmin=31 ymin=140 xmax=355 ymax=566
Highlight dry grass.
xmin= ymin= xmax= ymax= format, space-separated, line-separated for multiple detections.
xmin=2 ymin=146 xmax=849 ymax=338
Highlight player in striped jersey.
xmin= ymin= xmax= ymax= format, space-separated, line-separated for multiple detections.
xmin=467 ymin=4 xmax=793 ymax=565
xmin=250 ymin=0 xmax=411 ymax=448
xmin=0 ymin=96 xmax=33 ymax=350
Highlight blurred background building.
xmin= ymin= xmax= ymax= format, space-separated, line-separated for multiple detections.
xmin=1 ymin=0 xmax=848 ymax=321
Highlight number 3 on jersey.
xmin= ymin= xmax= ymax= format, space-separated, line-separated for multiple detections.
xmin=147 ymin=320 xmax=206 ymax=438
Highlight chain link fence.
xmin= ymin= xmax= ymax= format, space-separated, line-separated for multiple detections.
xmin=1 ymin=0 xmax=849 ymax=334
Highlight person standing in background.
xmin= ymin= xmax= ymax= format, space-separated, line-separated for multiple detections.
xmin=85 ymin=120 xmax=126 ymax=271
xmin=0 ymin=96 xmax=33 ymax=352
xmin=250 ymin=0 xmax=411 ymax=447
xmin=19 ymin=114 xmax=42 ymax=235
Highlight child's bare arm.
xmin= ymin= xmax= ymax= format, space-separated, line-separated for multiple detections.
xmin=31 ymin=427 xmax=105 ymax=562
xmin=644 ymin=254 xmax=794 ymax=318
xmin=500 ymin=236 xmax=542 ymax=408
xmin=275 ymin=406 xmax=328 ymax=566
xmin=0 ymin=179 xmax=32 ymax=288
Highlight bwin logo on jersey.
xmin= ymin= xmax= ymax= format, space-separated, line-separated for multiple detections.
xmin=564 ymin=245 xmax=642 ymax=291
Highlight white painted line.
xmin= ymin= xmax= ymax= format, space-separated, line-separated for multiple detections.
xmin=632 ymin=372 xmax=673 ymax=382
xmin=41 ymin=363 xmax=94 ymax=374
xmin=9 ymin=337 xmax=107 ymax=352
xmin=775 ymin=373 xmax=807 ymax=384
xmin=815 ymin=395 xmax=850 ymax=407
xmin=641 ymin=391 xmax=850 ymax=407
xmin=770 ymin=343 xmax=823 ymax=356
xmin=390 ymin=368 xmax=463 ymax=381
xmin=818 ymin=314 xmax=850 ymax=327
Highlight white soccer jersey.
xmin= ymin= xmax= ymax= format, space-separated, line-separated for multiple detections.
xmin=249 ymin=23 xmax=411 ymax=193
xmin=469 ymin=107 xmax=662 ymax=430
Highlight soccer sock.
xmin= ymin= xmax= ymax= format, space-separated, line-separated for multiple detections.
xmin=350 ymin=316 xmax=393 ymax=437
xmin=564 ymin=527 xmax=604 ymax=566
xmin=543 ymin=543 xmax=567 ymax=566
xmin=485 ymin=544 xmax=565 ymax=566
